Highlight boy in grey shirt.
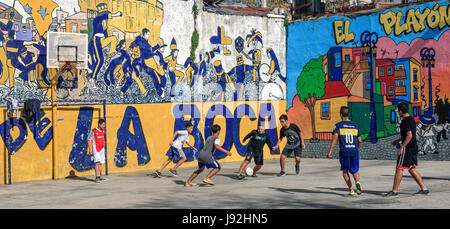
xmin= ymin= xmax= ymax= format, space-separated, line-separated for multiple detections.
xmin=185 ymin=124 xmax=232 ymax=186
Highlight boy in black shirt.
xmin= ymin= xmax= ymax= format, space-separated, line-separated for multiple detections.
xmin=385 ymin=103 xmax=429 ymax=196
xmin=274 ymin=114 xmax=305 ymax=176
xmin=236 ymin=124 xmax=275 ymax=179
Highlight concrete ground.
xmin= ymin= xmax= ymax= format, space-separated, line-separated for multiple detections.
xmin=1 ymin=158 xmax=450 ymax=209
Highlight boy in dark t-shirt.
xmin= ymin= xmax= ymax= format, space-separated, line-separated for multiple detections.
xmin=274 ymin=114 xmax=305 ymax=177
xmin=236 ymin=124 xmax=275 ymax=179
xmin=385 ymin=103 xmax=429 ymax=196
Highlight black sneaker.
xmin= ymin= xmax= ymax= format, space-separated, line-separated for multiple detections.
xmin=384 ymin=191 xmax=399 ymax=197
xmin=95 ymin=177 xmax=101 ymax=183
xmin=169 ymin=169 xmax=178 ymax=177
xmin=99 ymin=177 xmax=106 ymax=181
xmin=251 ymin=173 xmax=257 ymax=177
xmin=416 ymin=189 xmax=430 ymax=195
xmin=237 ymin=174 xmax=245 ymax=180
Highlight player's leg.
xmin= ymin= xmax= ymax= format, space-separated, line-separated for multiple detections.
xmin=409 ymin=167 xmax=428 ymax=193
xmin=278 ymin=148 xmax=288 ymax=176
xmin=392 ymin=168 xmax=403 ymax=193
xmin=173 ymin=157 xmax=187 ymax=170
xmin=185 ymin=166 xmax=205 ymax=186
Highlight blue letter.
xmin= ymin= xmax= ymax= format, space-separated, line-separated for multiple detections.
xmin=69 ymin=107 xmax=95 ymax=172
xmin=0 ymin=118 xmax=28 ymax=154
xmin=115 ymin=106 xmax=150 ymax=167
xmin=171 ymin=104 xmax=204 ymax=162
xmin=233 ymin=104 xmax=257 ymax=156
xmin=259 ymin=103 xmax=279 ymax=155
xmin=204 ymin=104 xmax=233 ymax=160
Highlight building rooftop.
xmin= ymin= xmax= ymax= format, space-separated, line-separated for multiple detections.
xmin=318 ymin=81 xmax=351 ymax=100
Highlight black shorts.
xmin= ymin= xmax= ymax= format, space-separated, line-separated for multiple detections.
xmin=396 ymin=147 xmax=418 ymax=170
xmin=282 ymin=146 xmax=302 ymax=157
xmin=245 ymin=152 xmax=264 ymax=165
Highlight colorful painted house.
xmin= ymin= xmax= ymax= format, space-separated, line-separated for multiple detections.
xmin=65 ymin=12 xmax=88 ymax=34
xmin=326 ymin=47 xmax=343 ymax=81
xmin=390 ymin=57 xmax=422 ymax=122
xmin=376 ymin=59 xmax=396 ymax=100
xmin=314 ymin=81 xmax=351 ymax=140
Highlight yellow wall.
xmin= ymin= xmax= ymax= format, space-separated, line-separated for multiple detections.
xmin=409 ymin=58 xmax=422 ymax=104
xmin=1 ymin=100 xmax=286 ymax=184
xmin=314 ymin=97 xmax=348 ymax=133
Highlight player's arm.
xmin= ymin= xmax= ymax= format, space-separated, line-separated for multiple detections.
xmin=169 ymin=131 xmax=178 ymax=146
xmin=87 ymin=132 xmax=94 ymax=155
xmin=357 ymin=136 xmax=362 ymax=148
xmin=327 ymin=133 xmax=339 ymax=159
xmin=266 ymin=134 xmax=275 ymax=151
xmin=186 ymin=142 xmax=198 ymax=152
xmin=243 ymin=131 xmax=255 ymax=142
xmin=215 ymin=144 xmax=231 ymax=156
xmin=300 ymin=131 xmax=305 ymax=148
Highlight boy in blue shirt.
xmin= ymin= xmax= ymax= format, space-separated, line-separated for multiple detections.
xmin=327 ymin=106 xmax=362 ymax=196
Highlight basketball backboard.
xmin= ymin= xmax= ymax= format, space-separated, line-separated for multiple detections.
xmin=47 ymin=32 xmax=88 ymax=69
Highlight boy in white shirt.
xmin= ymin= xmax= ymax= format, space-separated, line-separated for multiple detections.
xmin=153 ymin=123 xmax=197 ymax=177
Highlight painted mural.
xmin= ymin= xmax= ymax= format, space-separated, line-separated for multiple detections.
xmin=0 ymin=0 xmax=286 ymax=183
xmin=287 ymin=1 xmax=449 ymax=155
xmin=0 ymin=0 xmax=286 ymax=105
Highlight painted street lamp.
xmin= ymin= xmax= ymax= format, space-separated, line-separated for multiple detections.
xmin=420 ymin=47 xmax=436 ymax=113
xmin=361 ymin=31 xmax=378 ymax=144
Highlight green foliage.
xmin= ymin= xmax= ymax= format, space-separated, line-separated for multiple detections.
xmin=284 ymin=16 xmax=289 ymax=27
xmin=192 ymin=2 xmax=198 ymax=20
xmin=190 ymin=28 xmax=199 ymax=64
xmin=296 ymin=56 xmax=326 ymax=104
xmin=190 ymin=2 xmax=199 ymax=63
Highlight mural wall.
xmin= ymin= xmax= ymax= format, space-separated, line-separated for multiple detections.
xmin=287 ymin=1 xmax=449 ymax=156
xmin=0 ymin=0 xmax=287 ymax=183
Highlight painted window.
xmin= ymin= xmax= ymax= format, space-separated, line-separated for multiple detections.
xmin=387 ymin=67 xmax=392 ymax=75
xmin=321 ymin=102 xmax=330 ymax=119
xmin=413 ymin=107 xmax=417 ymax=117
xmin=365 ymin=76 xmax=371 ymax=90
xmin=397 ymin=80 xmax=405 ymax=87
xmin=345 ymin=55 xmax=350 ymax=61
xmin=379 ymin=67 xmax=384 ymax=77
xmin=413 ymin=69 xmax=418 ymax=82
xmin=389 ymin=86 xmax=394 ymax=95
xmin=335 ymin=53 xmax=341 ymax=67
xmin=390 ymin=109 xmax=396 ymax=123
xmin=414 ymin=87 xmax=419 ymax=101
xmin=397 ymin=64 xmax=404 ymax=71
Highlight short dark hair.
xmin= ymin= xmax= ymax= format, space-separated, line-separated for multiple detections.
xmin=211 ymin=124 xmax=221 ymax=134
xmin=279 ymin=114 xmax=288 ymax=121
xmin=185 ymin=123 xmax=193 ymax=128
xmin=142 ymin=28 xmax=149 ymax=36
xmin=98 ymin=119 xmax=106 ymax=125
xmin=340 ymin=106 xmax=349 ymax=117
xmin=397 ymin=102 xmax=409 ymax=114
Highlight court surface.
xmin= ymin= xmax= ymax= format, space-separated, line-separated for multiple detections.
xmin=1 ymin=158 xmax=450 ymax=209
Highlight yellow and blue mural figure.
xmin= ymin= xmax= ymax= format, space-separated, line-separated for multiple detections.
xmin=88 ymin=3 xmax=122 ymax=81
xmin=164 ymin=38 xmax=185 ymax=96
xmin=266 ymin=48 xmax=285 ymax=82
xmin=128 ymin=28 xmax=159 ymax=96
xmin=103 ymin=39 xmax=134 ymax=98
xmin=213 ymin=60 xmax=235 ymax=101
xmin=246 ymin=29 xmax=262 ymax=82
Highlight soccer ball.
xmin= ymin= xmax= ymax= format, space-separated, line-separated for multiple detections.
xmin=245 ymin=167 xmax=254 ymax=176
